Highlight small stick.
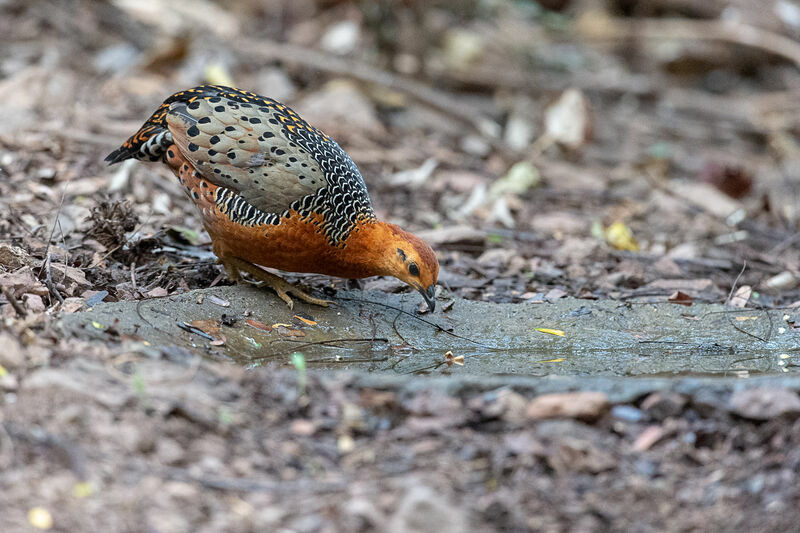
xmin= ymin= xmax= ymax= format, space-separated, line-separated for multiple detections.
xmin=1 ymin=287 xmax=27 ymax=317
xmin=578 ymin=15 xmax=800 ymax=68
xmin=252 ymin=337 xmax=389 ymax=360
xmin=337 ymin=295 xmax=490 ymax=347
xmin=725 ymin=262 xmax=747 ymax=307
xmin=43 ymin=256 xmax=64 ymax=304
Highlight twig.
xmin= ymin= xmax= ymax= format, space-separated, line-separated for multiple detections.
xmin=728 ymin=315 xmax=771 ymax=343
xmin=209 ymin=270 xmax=226 ymax=288
xmin=232 ymin=38 xmax=505 ymax=149
xmin=1 ymin=286 xmax=26 ymax=317
xmin=37 ymin=184 xmax=68 ymax=279
xmin=768 ymin=232 xmax=800 ymax=256
xmin=176 ymin=321 xmax=216 ymax=341
xmin=392 ymin=309 xmax=411 ymax=348
xmin=253 ymin=337 xmax=389 ymax=360
xmin=337 ymin=295 xmax=490 ymax=347
xmin=269 ymin=337 xmax=389 ymax=349
xmin=157 ymin=465 xmax=346 ymax=494
xmin=725 ymin=262 xmax=747 ymax=307
xmin=304 ymin=355 xmax=389 ymax=364
xmin=3 ymin=422 xmax=87 ymax=479
xmin=429 ymin=65 xmax=657 ymax=96
xmin=578 ymin=15 xmax=800 ymax=68
xmin=43 ymin=255 xmax=64 ymax=304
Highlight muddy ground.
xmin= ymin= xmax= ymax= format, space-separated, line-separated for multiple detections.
xmin=2 ymin=0 xmax=800 ymax=531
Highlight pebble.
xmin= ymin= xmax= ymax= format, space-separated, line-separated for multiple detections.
xmin=23 ymin=294 xmax=45 ymax=313
xmin=526 ymin=391 xmax=609 ymax=421
xmin=729 ymin=388 xmax=800 ymax=420
xmin=641 ymin=392 xmax=687 ymax=420
xmin=611 ymin=405 xmax=644 ymax=422
xmin=389 ymin=485 xmax=465 ymax=533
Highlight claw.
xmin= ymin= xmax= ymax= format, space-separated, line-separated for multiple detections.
xmin=221 ymin=257 xmax=333 ymax=308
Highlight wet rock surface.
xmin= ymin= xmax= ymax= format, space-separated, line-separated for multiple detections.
xmin=62 ymin=286 xmax=799 ymax=378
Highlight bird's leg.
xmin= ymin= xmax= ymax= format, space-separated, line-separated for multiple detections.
xmin=220 ymin=257 xmax=332 ymax=309
xmin=219 ymin=259 xmax=242 ymax=282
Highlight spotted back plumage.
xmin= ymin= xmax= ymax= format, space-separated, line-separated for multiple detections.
xmin=106 ymin=85 xmax=376 ymax=245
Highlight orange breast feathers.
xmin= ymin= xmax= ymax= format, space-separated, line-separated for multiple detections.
xmin=209 ymin=211 xmax=407 ymax=280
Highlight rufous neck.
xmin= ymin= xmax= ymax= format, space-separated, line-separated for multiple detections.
xmin=327 ymin=220 xmax=397 ymax=279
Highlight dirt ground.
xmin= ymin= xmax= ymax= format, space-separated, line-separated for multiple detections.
xmin=2 ymin=0 xmax=800 ymax=531
xmin=5 ymin=345 xmax=800 ymax=532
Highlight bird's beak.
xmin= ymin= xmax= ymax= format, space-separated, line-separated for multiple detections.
xmin=418 ymin=284 xmax=436 ymax=312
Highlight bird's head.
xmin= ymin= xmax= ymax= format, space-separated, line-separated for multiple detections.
xmin=379 ymin=225 xmax=439 ymax=311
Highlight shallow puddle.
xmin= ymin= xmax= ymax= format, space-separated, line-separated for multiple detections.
xmin=62 ymin=285 xmax=799 ymax=378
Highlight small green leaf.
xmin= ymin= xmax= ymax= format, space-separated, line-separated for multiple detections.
xmin=167 ymin=226 xmax=202 ymax=245
xmin=291 ymin=352 xmax=307 ymax=397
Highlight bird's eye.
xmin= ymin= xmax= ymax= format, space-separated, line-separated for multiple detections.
xmin=409 ymin=262 xmax=420 ymax=276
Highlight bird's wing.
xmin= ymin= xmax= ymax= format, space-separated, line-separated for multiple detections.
xmin=164 ymin=86 xmax=373 ymax=221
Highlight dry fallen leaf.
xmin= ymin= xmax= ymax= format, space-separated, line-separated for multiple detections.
xmin=205 ymin=62 xmax=235 ymax=86
xmin=28 ymin=507 xmax=53 ymax=530
xmin=190 ymin=319 xmax=220 ymax=336
xmin=534 ymin=328 xmax=565 ymax=337
xmin=293 ymin=314 xmax=317 ymax=326
xmin=444 ymin=350 xmax=464 ymax=366
xmin=543 ymin=87 xmax=592 ymax=150
xmin=276 ymin=326 xmax=306 ymax=337
xmin=526 ymin=392 xmax=609 ymax=420
xmin=729 ymin=285 xmax=752 ymax=308
xmin=209 ymin=336 xmax=226 ymax=346
xmin=605 ymin=222 xmax=639 ymax=252
xmin=207 ymin=295 xmax=230 ymax=307
xmin=668 ymin=291 xmax=693 ymax=306
xmin=146 ymin=287 xmax=168 ymax=298
xmin=245 ymin=319 xmax=272 ymax=332
xmin=632 ymin=425 xmax=664 ymax=452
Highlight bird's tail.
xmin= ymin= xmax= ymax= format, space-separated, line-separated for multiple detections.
xmin=105 ymin=102 xmax=174 ymax=165
xmin=105 ymin=85 xmax=237 ymax=165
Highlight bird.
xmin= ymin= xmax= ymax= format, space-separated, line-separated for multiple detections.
xmin=106 ymin=85 xmax=438 ymax=311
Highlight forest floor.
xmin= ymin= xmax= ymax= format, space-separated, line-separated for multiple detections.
xmin=2 ymin=0 xmax=800 ymax=531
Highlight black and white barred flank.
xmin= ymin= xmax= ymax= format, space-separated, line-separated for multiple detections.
xmin=275 ymin=113 xmax=376 ymax=245
xmin=210 ymin=89 xmax=377 ymax=245
xmin=215 ymin=187 xmax=281 ymax=227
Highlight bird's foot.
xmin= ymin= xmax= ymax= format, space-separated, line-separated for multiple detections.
xmin=220 ymin=257 xmax=333 ymax=310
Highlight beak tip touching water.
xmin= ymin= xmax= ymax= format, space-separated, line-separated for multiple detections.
xmin=420 ymin=284 xmax=436 ymax=312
